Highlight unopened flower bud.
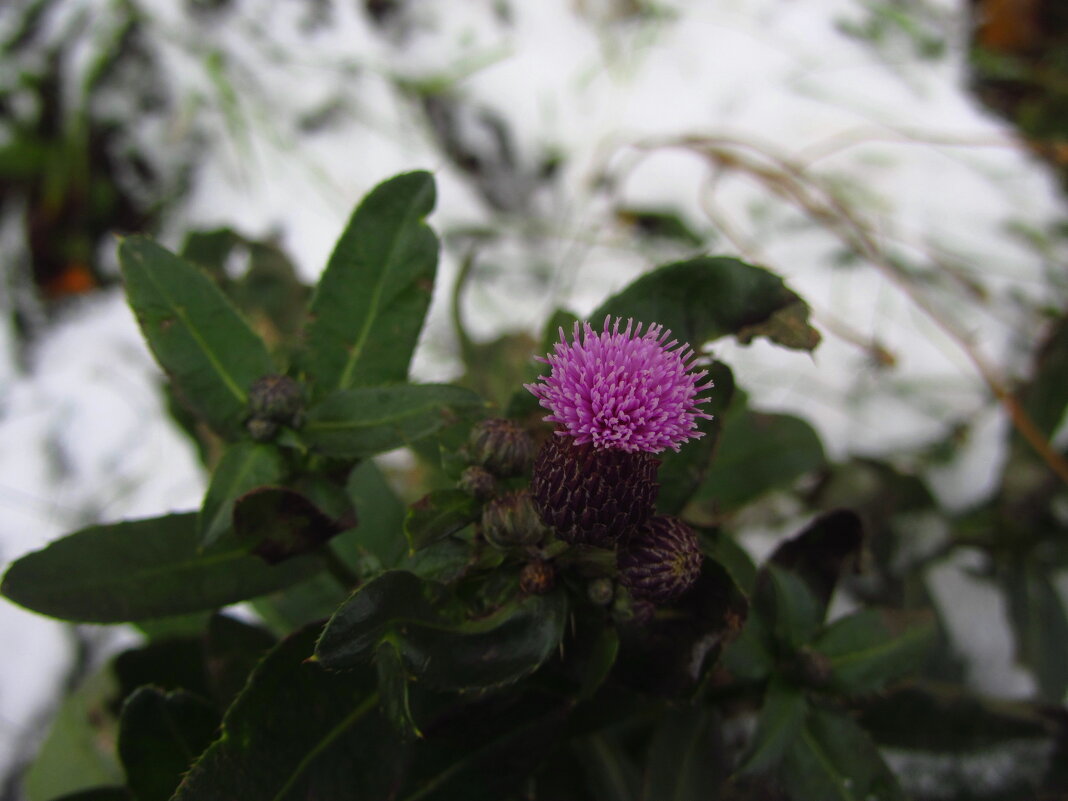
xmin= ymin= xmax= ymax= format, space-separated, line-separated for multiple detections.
xmin=519 ymin=559 xmax=556 ymax=595
xmin=458 ymin=465 xmax=497 ymax=500
xmin=468 ymin=418 xmax=535 ymax=477
xmin=587 ymin=577 xmax=614 ymax=606
xmin=530 ymin=435 xmax=659 ymax=548
xmin=618 ymin=515 xmax=702 ymax=604
xmin=481 ymin=490 xmax=547 ymax=549
xmin=246 ymin=418 xmax=279 ymax=442
xmin=248 ymin=374 xmax=304 ymax=425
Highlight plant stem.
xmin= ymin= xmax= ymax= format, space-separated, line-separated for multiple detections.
xmin=319 ymin=544 xmax=360 ymax=592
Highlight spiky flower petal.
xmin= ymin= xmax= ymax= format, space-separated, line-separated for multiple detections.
xmin=618 ymin=515 xmax=702 ymax=603
xmin=525 ymin=316 xmax=713 ymax=454
xmin=530 ymin=435 xmax=659 ymax=547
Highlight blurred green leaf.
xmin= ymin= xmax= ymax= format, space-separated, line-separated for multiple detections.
xmin=1020 ymin=318 xmax=1068 ymax=439
xmin=769 ymin=510 xmax=864 ymax=617
xmin=1 ymin=513 xmax=320 ymax=622
xmin=48 ymin=790 xmax=133 ymax=801
xmin=316 ymin=570 xmax=568 ymax=690
xmin=198 ymin=441 xmax=286 ymax=550
xmin=119 ymin=236 xmax=275 ymax=436
xmin=24 ymin=667 xmax=122 ymax=801
xmin=113 ymin=638 xmax=211 ymax=703
xmin=741 ymin=678 xmax=807 ymax=775
xmin=172 ymin=625 xmax=401 ymax=801
xmin=592 ymin=256 xmax=820 ymax=352
xmin=721 ymin=612 xmax=776 ymax=682
xmin=302 ymin=384 xmax=485 ymax=458
xmin=781 ymin=705 xmax=905 ymax=801
xmin=304 ymin=171 xmax=438 ymax=391
xmin=859 ymin=682 xmax=1068 ymax=800
xmin=617 ymin=207 xmax=705 ymax=247
xmin=812 ymin=609 xmax=936 ymax=694
xmin=118 ymin=688 xmax=219 ymax=801
xmin=344 ymin=459 xmax=407 ymax=569
xmin=656 ymin=361 xmax=735 ymax=516
xmin=755 ymin=564 xmax=824 ymax=649
xmin=1004 ymin=560 xmax=1068 ymax=703
xmin=405 ymin=489 xmax=480 ymax=552
xmin=695 ymin=408 xmax=826 ymax=513
xmin=643 ymin=706 xmax=725 ymax=800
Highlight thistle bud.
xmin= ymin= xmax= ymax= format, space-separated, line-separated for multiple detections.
xmin=617 ymin=515 xmax=702 ymax=604
xmin=530 ymin=435 xmax=659 ymax=548
xmin=519 ymin=560 xmax=556 ymax=595
xmin=481 ymin=490 xmax=547 ymax=549
xmin=248 ymin=374 xmax=304 ymax=425
xmin=468 ymin=418 xmax=535 ymax=477
xmin=458 ymin=465 xmax=497 ymax=501
xmin=246 ymin=418 xmax=279 ymax=442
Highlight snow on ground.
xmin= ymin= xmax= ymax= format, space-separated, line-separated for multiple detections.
xmin=2 ymin=0 xmax=1066 ymax=785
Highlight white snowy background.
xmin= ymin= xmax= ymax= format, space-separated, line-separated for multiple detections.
xmin=1 ymin=0 xmax=1066 ymax=793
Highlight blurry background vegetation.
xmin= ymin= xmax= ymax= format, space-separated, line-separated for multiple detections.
xmin=1 ymin=0 xmax=1068 ymax=799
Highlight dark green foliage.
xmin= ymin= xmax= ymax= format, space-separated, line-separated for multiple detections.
xmin=303 ymin=170 xmax=438 ymax=390
xmin=119 ymin=237 xmax=276 ymax=437
xmin=0 ymin=513 xmax=319 ymax=622
xmin=6 ymin=170 xmax=1065 ymax=801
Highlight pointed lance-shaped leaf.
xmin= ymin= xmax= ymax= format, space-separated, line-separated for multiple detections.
xmin=304 ymin=170 xmax=439 ymax=391
xmin=119 ymin=236 xmax=275 ymax=437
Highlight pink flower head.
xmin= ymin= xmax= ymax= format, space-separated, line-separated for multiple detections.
xmin=525 ymin=315 xmax=713 ymax=453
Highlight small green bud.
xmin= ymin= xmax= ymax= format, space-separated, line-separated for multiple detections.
xmin=248 ymin=374 xmax=304 ymax=424
xmin=468 ymin=418 xmax=535 ymax=477
xmin=458 ymin=465 xmax=497 ymax=501
xmin=246 ymin=418 xmax=279 ymax=442
xmin=481 ymin=490 xmax=547 ymax=549
xmin=520 ymin=560 xmax=556 ymax=595
xmin=587 ymin=577 xmax=615 ymax=606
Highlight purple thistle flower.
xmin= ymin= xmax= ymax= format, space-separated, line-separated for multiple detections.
xmin=525 ymin=315 xmax=713 ymax=454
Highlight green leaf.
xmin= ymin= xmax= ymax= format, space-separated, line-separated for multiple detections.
xmin=405 ymin=489 xmax=480 ymax=552
xmin=694 ymin=407 xmax=826 ymax=513
xmin=1004 ymin=560 xmax=1068 ymax=703
xmin=642 ymin=706 xmax=725 ymax=801
xmin=375 ymin=638 xmax=422 ymax=740
xmin=769 ymin=510 xmax=864 ymax=618
xmin=113 ymin=638 xmax=211 ymax=702
xmin=1 ymin=513 xmax=321 ymax=622
xmin=48 ymin=791 xmax=132 ymax=801
xmin=781 ymin=705 xmax=905 ymax=801
xmin=302 ymin=384 xmax=485 ymax=458
xmin=655 ymin=361 xmax=735 ymax=516
xmin=304 ymin=171 xmax=438 ymax=391
xmin=198 ymin=442 xmax=287 ymax=550
xmin=592 ymin=256 xmax=820 ymax=352
xmin=24 ymin=667 xmax=123 ymax=801
xmin=172 ymin=625 xmax=401 ymax=801
xmin=119 ymin=236 xmax=275 ymax=436
xmin=720 ymin=612 xmax=776 ymax=682
xmin=579 ymin=625 xmax=621 ymax=700
xmin=204 ymin=613 xmax=277 ymax=708
xmin=740 ymin=678 xmax=808 ymax=775
xmin=344 ymin=459 xmax=407 ymax=569
xmin=812 ymin=609 xmax=936 ymax=694
xmin=755 ymin=564 xmax=824 ymax=649
xmin=1019 ymin=314 xmax=1068 ymax=439
xmin=316 ymin=570 xmax=568 ymax=690
xmin=118 ymin=688 xmax=219 ymax=801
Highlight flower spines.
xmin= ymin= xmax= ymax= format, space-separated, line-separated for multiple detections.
xmin=530 ymin=434 xmax=659 ymax=547
xmin=617 ymin=515 xmax=702 ymax=603
xmin=525 ymin=315 xmax=713 ymax=454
